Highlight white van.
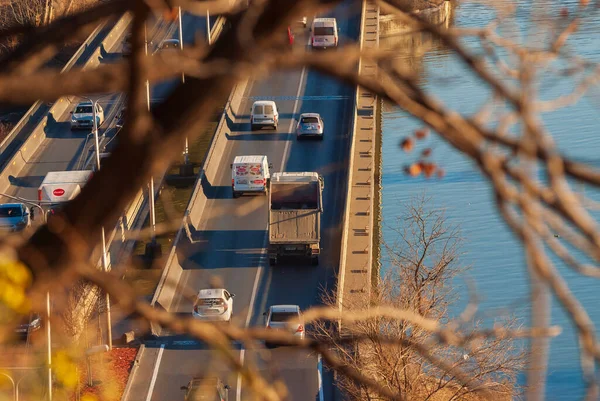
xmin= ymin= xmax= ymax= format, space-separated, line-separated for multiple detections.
xmin=310 ymin=18 xmax=339 ymax=49
xmin=250 ymin=100 xmax=279 ymax=131
xmin=230 ymin=155 xmax=273 ymax=198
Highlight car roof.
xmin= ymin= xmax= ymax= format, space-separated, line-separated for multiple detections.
xmin=197 ymin=289 xmax=227 ymax=298
xmin=233 ymin=155 xmax=267 ymax=164
xmin=0 ymin=203 xmax=24 ymax=209
xmin=252 ymin=100 xmax=276 ymax=106
xmin=270 ymin=305 xmax=301 ymax=313
xmin=190 ymin=377 xmax=221 ymax=387
xmin=300 ymin=113 xmax=321 ymax=119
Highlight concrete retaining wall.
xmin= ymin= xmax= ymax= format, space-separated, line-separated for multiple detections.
xmin=337 ymin=0 xmax=379 ymax=317
xmin=152 ymin=75 xmax=250 ymax=312
xmin=0 ymin=13 xmax=133 ymax=195
xmin=379 ymin=0 xmax=451 ymax=36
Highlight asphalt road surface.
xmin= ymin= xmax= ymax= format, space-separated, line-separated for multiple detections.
xmin=128 ymin=3 xmax=362 ymax=401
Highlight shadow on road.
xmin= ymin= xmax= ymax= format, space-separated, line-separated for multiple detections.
xmin=200 ymin=176 xmax=231 ymax=199
xmin=9 ymin=175 xmax=44 ymax=188
xmin=177 ymin=229 xmax=266 ymax=269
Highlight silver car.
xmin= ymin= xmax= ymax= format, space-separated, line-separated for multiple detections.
xmin=0 ymin=203 xmax=31 ymax=233
xmin=296 ymin=113 xmax=324 ymax=140
xmin=263 ymin=305 xmax=305 ymax=347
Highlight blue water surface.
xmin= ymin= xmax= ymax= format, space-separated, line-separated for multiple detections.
xmin=380 ymin=1 xmax=600 ymax=399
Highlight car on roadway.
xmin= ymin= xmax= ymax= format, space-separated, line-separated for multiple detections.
xmin=192 ymin=289 xmax=235 ymax=322
xmin=181 ymin=377 xmax=230 ymax=401
xmin=122 ymin=32 xmax=132 ymax=57
xmin=250 ymin=100 xmax=279 ymax=131
xmin=14 ymin=312 xmax=42 ymax=335
xmin=70 ymin=101 xmax=105 ymax=130
xmin=296 ymin=113 xmax=324 ymax=140
xmin=263 ymin=305 xmax=305 ymax=347
xmin=155 ymin=38 xmax=180 ymax=54
xmin=0 ymin=203 xmax=31 ymax=233
xmin=310 ymin=17 xmax=339 ymax=49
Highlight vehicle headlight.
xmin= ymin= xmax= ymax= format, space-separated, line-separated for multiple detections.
xmin=30 ymin=317 xmax=41 ymax=327
xmin=71 ymin=117 xmax=77 ymax=123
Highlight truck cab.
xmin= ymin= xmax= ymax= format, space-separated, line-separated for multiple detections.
xmin=230 ymin=155 xmax=273 ymax=198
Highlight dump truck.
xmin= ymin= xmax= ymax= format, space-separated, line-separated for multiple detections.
xmin=268 ymin=172 xmax=324 ymax=266
xmin=38 ymin=170 xmax=93 ymax=208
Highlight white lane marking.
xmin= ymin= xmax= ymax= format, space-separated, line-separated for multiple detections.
xmin=145 ymin=343 xmax=165 ymax=401
xmin=279 ymin=32 xmax=312 ymax=171
xmin=318 ymin=353 xmax=324 ymax=401
xmin=237 ymin=233 xmax=268 ymax=401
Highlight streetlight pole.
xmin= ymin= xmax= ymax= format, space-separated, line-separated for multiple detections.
xmin=144 ymin=24 xmax=160 ymax=260
xmin=88 ymin=96 xmax=113 ymax=350
xmin=46 ymin=291 xmax=52 ymax=401
xmin=206 ymin=9 xmax=211 ymax=45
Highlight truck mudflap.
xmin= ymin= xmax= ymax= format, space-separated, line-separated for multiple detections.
xmin=268 ymin=243 xmax=321 ymax=266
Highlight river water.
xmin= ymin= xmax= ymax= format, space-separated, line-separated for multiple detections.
xmin=379 ymin=1 xmax=600 ymax=399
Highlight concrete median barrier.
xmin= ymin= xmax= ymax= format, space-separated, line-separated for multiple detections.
xmin=151 ymin=75 xmax=249 ymax=312
xmin=0 ymin=12 xmax=133 ymax=195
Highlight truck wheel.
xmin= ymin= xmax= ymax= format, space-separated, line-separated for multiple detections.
xmin=251 ymin=124 xmax=257 ymax=131
xmin=233 ymin=191 xmax=241 ymax=198
xmin=311 ymin=255 xmax=319 ymax=266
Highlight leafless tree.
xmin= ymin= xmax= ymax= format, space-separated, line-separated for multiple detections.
xmin=0 ymin=0 xmax=595 ymax=399
xmin=313 ymin=196 xmax=524 ymax=400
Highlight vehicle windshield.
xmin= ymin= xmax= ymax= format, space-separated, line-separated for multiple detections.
xmin=195 ymin=298 xmax=225 ymax=307
xmin=0 ymin=207 xmax=23 ymax=217
xmin=161 ymin=41 xmax=179 ymax=50
xmin=270 ymin=182 xmax=319 ymax=210
xmin=270 ymin=311 xmax=299 ymax=322
xmin=301 ymin=117 xmax=319 ymax=124
xmin=75 ymin=106 xmax=93 ymax=114
xmin=314 ymin=26 xmax=335 ymax=36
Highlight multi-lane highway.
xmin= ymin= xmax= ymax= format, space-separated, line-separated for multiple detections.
xmin=126 ymin=3 xmax=361 ymax=400
xmin=0 ymin=13 xmax=209 ymax=237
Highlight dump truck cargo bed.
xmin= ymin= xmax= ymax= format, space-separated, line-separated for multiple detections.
xmin=269 ymin=209 xmax=320 ymax=244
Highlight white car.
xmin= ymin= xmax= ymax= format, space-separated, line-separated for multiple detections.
xmin=192 ymin=289 xmax=235 ymax=322
xmin=70 ymin=102 xmax=105 ymax=130
xmin=263 ymin=305 xmax=305 ymax=346
xmin=250 ymin=100 xmax=279 ymax=131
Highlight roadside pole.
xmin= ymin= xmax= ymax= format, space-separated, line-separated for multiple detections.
xmin=144 ymin=23 xmax=161 ymax=260
xmin=90 ymin=96 xmax=113 ymax=350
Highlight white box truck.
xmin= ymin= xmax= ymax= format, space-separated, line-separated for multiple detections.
xmin=230 ymin=155 xmax=273 ymax=198
xmin=38 ymin=170 xmax=93 ymax=207
xmin=268 ymin=172 xmax=324 ymax=266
